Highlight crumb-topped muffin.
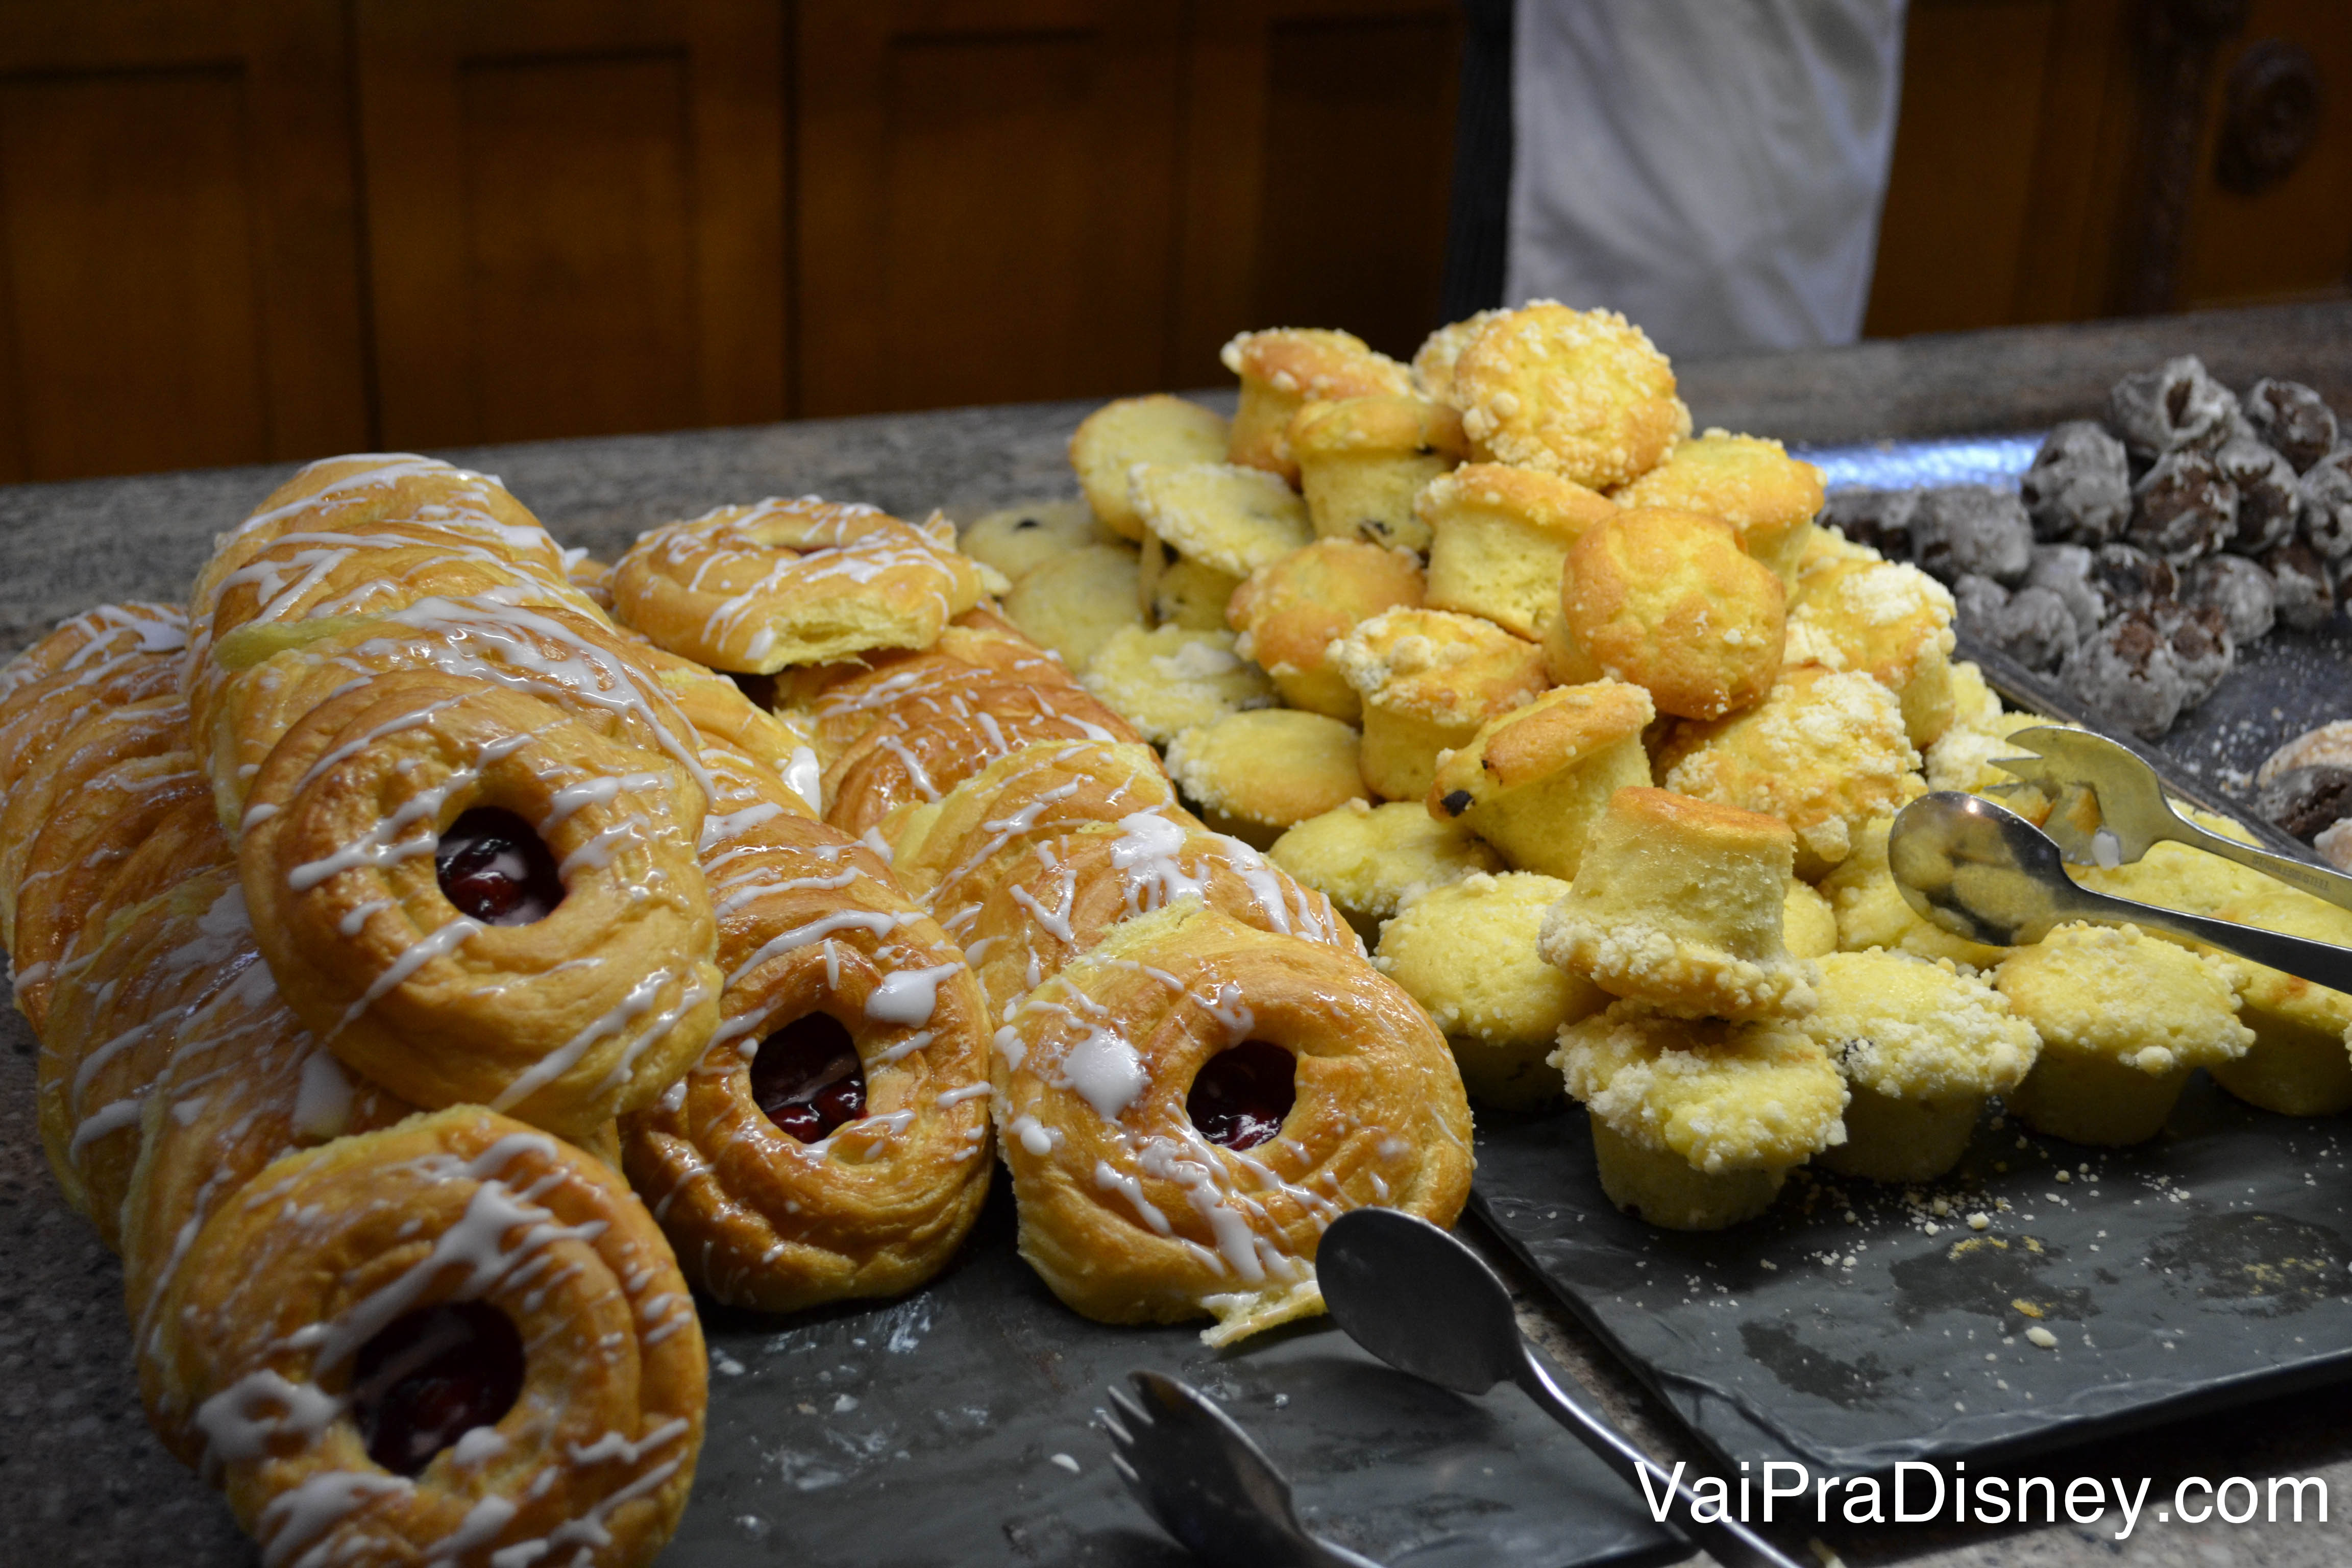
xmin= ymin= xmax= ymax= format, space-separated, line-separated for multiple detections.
xmin=1805 ymin=950 xmax=2039 ymax=1182
xmin=1552 ymin=1001 xmax=1848 ymax=1229
xmin=1412 ymin=309 xmax=1508 ymax=405
xmin=1130 ymin=461 xmax=1315 ymax=581
xmin=1995 ymin=922 xmax=2251 ymax=1145
xmin=1425 ymin=679 xmax=1654 ymax=880
xmin=1658 ymin=664 xmax=1924 ymax=878
xmin=1784 ymin=557 xmax=1958 ymax=748
xmin=1165 ymin=708 xmax=1366 ymax=848
xmin=1417 ymin=462 xmax=1618 ymax=638
xmin=1375 ymin=871 xmax=1602 ymax=1108
xmin=1221 ymin=328 xmax=1412 ymax=484
xmin=1227 ymin=537 xmax=1424 ymax=720
xmin=1001 ymin=542 xmax=1144 ymax=670
xmin=1329 ymin=607 xmax=1547 ymax=800
xmin=1539 ymin=787 xmax=1819 ymax=1021
xmin=1080 ymin=625 xmax=1276 ymax=745
xmin=1069 ymin=395 xmax=1231 ymax=541
xmin=1554 ymin=507 xmax=1785 ymax=720
xmin=1268 ymin=798 xmax=1502 ymax=944
xmin=1288 ymin=394 xmax=1467 ymax=551
xmin=1451 ymin=302 xmax=1689 ymax=489
xmin=1610 ymin=430 xmax=1825 ymax=583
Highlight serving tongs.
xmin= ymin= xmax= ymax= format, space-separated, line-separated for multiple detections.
xmin=1990 ymin=724 xmax=2352 ymax=914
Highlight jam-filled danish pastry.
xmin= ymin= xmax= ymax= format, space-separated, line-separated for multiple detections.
xmin=609 ymin=496 xmax=1006 ymax=673
xmin=621 ymin=753 xmax=994 ymax=1311
xmin=237 ymin=672 xmax=720 ymax=1140
xmin=153 ymin=1106 xmax=704 ymax=1568
xmin=993 ymin=903 xmax=1473 ymax=1343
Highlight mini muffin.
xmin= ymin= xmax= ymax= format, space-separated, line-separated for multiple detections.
xmin=1288 ymin=394 xmax=1467 ymax=551
xmin=1782 ymin=881 xmax=1838 ymax=959
xmin=1131 ymin=462 xmax=1315 ymax=580
xmin=1328 ymin=607 xmax=1548 ymax=801
xmin=1552 ymin=1001 xmax=1848 ymax=1230
xmin=1080 ymin=625 xmax=1277 ymax=746
xmin=1539 ymin=787 xmax=1819 ymax=1021
xmin=1142 ymin=554 xmax=1244 ymax=631
xmin=960 ymin=499 xmax=1118 ymax=581
xmin=1417 ymin=462 xmax=1618 ymax=638
xmin=2074 ymin=835 xmax=2352 ymax=1116
xmin=1425 ymin=680 xmax=1654 ymax=880
xmin=1611 ymin=430 xmax=1825 ymax=582
xmin=1995 ymin=922 xmax=2252 ymax=1145
xmin=1784 ymin=557 xmax=1959 ymax=747
xmin=1554 ymin=507 xmax=1785 ymax=720
xmin=1805 ymin=950 xmax=2039 ymax=1182
xmin=1069 ymin=394 xmax=1232 ymax=541
xmin=1817 ymin=817 xmax=2010 ymax=969
xmin=1228 ymin=538 xmax=1426 ymax=720
xmin=1220 ymin=328 xmax=1412 ymax=484
xmin=1452 ymin=302 xmax=1690 ymax=489
xmin=1376 ymin=871 xmax=1604 ymax=1109
xmin=1269 ymin=798 xmax=1504 ymax=944
xmin=1658 ymin=664 xmax=1925 ymax=879
xmin=1411 ymin=309 xmax=1508 ymax=404
xmin=1795 ymin=521 xmax=1885 ymax=580
xmin=1001 ymin=542 xmax=1145 ymax=670
xmin=1165 ymin=709 xmax=1367 ymax=848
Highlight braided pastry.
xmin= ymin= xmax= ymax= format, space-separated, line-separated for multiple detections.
xmin=154 ymin=1107 xmax=703 ymax=1568
xmin=609 ymin=497 xmax=1005 ymax=673
xmin=621 ymin=742 xmax=993 ymax=1310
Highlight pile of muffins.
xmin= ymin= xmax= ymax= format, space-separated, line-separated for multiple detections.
xmin=967 ymin=304 xmax=2352 ymax=1230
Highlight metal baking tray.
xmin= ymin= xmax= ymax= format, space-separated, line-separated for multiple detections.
xmin=669 ymin=1173 xmax=1687 ymax=1567
xmin=1468 ymin=557 xmax=2352 ymax=1478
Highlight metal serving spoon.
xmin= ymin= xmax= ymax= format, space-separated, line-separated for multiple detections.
xmin=1888 ymin=791 xmax=2352 ymax=990
xmin=1318 ymin=1208 xmax=1803 ymax=1568
xmin=1992 ymin=725 xmax=2352 ymax=913
xmin=1102 ymin=1370 xmax=1385 ymax=1568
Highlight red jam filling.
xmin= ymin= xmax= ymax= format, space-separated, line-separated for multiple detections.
xmin=351 ymin=1301 xmax=526 ymax=1477
xmin=751 ymin=1013 xmax=867 ymax=1142
xmin=1187 ymin=1040 xmax=1296 ymax=1150
xmin=435 ymin=806 xmax=565 ymax=925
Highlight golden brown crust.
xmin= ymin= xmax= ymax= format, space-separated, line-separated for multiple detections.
xmin=1424 ymin=681 xmax=1655 ymax=883
xmin=1220 ymin=328 xmax=1412 ymax=483
xmin=621 ymin=807 xmax=992 ymax=1313
xmin=1328 ymin=607 xmax=1547 ymax=727
xmin=994 ymin=903 xmax=1471 ymax=1344
xmin=155 ymin=1107 xmax=704 ymax=1568
xmin=1411 ymin=310 xmax=1509 ymax=405
xmin=1609 ymin=430 xmax=1824 ymax=580
xmin=1451 ymin=303 xmax=1688 ymax=488
xmin=610 ymin=498 xmax=1003 ymax=674
xmin=0 ymin=601 xmax=187 ymax=838
xmin=1227 ymin=538 xmax=1425 ymax=720
xmin=1287 ymin=394 xmax=1469 ymax=460
xmin=1557 ymin=507 xmax=1786 ymax=721
xmin=821 ymin=678 xmax=1139 ymax=837
xmin=239 ymin=673 xmax=720 ymax=1140
xmin=1418 ymin=463 xmax=1620 ymax=639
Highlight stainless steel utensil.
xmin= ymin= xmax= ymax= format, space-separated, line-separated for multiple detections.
xmin=1888 ymin=791 xmax=2352 ymax=990
xmin=1994 ymin=724 xmax=2352 ymax=911
xmin=1317 ymin=1207 xmax=1799 ymax=1568
xmin=1102 ymin=1369 xmax=1385 ymax=1568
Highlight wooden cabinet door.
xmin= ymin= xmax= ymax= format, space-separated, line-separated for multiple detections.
xmin=355 ymin=0 xmax=786 ymax=449
xmin=0 ymin=0 xmax=369 ymax=482
xmin=795 ymin=0 xmax=1189 ymax=418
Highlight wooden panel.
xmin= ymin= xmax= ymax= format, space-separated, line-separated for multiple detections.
xmin=1864 ymin=0 xmax=2061 ymax=337
xmin=1254 ymin=11 xmax=1458 ymax=362
xmin=2175 ymin=0 xmax=2352 ymax=310
xmin=796 ymin=1 xmax=1186 ymax=417
xmin=0 ymin=0 xmax=368 ymax=482
xmin=356 ymin=0 xmax=785 ymax=449
xmin=1171 ymin=0 xmax=1459 ymax=385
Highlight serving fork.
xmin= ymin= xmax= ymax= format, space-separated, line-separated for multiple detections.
xmin=1102 ymin=1370 xmax=1385 ymax=1567
xmin=1992 ymin=724 xmax=2352 ymax=912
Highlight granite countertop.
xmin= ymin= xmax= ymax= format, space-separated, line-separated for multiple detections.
xmin=6 ymin=302 xmax=2351 ymax=1567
